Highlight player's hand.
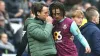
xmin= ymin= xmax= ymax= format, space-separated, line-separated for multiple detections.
xmin=46 ymin=16 xmax=53 ymax=24
xmin=85 ymin=46 xmax=91 ymax=53
xmin=70 ymin=36 xmax=74 ymax=41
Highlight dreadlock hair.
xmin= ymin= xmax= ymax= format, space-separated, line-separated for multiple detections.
xmin=31 ymin=2 xmax=48 ymax=17
xmin=49 ymin=1 xmax=65 ymax=17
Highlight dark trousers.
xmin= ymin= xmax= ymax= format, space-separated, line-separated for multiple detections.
xmin=16 ymin=32 xmax=29 ymax=56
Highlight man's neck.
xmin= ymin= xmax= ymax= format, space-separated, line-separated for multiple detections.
xmin=91 ymin=20 xmax=96 ymax=24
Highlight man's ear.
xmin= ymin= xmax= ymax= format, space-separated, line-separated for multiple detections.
xmin=93 ymin=16 xmax=96 ymax=20
xmin=37 ymin=12 xmax=40 ymax=16
xmin=92 ymin=16 xmax=96 ymax=22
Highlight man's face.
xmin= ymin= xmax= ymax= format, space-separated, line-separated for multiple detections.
xmin=95 ymin=13 xmax=99 ymax=24
xmin=72 ymin=16 xmax=83 ymax=26
xmin=38 ymin=6 xmax=49 ymax=20
xmin=52 ymin=8 xmax=63 ymax=21
xmin=84 ymin=3 xmax=91 ymax=10
xmin=1 ymin=34 xmax=8 ymax=44
xmin=92 ymin=10 xmax=100 ymax=24
xmin=0 ymin=2 xmax=5 ymax=12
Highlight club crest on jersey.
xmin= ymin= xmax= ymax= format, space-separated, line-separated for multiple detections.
xmin=63 ymin=24 xmax=67 ymax=29
xmin=54 ymin=31 xmax=62 ymax=43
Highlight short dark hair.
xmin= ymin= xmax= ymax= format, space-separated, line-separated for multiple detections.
xmin=86 ymin=6 xmax=98 ymax=11
xmin=31 ymin=2 xmax=48 ymax=17
xmin=49 ymin=1 xmax=65 ymax=17
xmin=85 ymin=6 xmax=98 ymax=21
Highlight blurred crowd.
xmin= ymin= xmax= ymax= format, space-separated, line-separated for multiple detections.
xmin=0 ymin=0 xmax=100 ymax=56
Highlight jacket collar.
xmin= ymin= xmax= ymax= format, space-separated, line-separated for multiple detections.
xmin=35 ymin=17 xmax=45 ymax=24
xmin=80 ymin=21 xmax=96 ymax=30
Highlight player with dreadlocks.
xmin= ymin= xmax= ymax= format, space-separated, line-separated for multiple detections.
xmin=49 ymin=1 xmax=91 ymax=56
